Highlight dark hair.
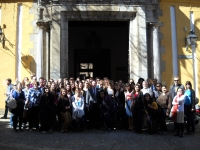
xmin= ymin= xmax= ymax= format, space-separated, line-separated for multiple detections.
xmin=143 ymin=93 xmax=153 ymax=104
xmin=6 ymin=78 xmax=12 ymax=83
xmin=185 ymin=81 xmax=192 ymax=89
xmin=134 ymin=84 xmax=141 ymax=90
xmin=144 ymin=93 xmax=151 ymax=98
xmin=156 ymin=83 xmax=162 ymax=86
xmin=39 ymin=77 xmax=45 ymax=80
xmin=162 ymin=85 xmax=167 ymax=89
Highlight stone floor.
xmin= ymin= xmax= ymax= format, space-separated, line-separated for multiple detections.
xmin=0 ymin=108 xmax=200 ymax=150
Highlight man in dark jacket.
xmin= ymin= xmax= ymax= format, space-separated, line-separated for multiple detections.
xmin=86 ymin=80 xmax=100 ymax=129
xmin=169 ymin=76 xmax=185 ymax=100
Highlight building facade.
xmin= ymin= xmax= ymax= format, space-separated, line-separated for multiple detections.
xmin=0 ymin=0 xmax=199 ymax=108
xmin=159 ymin=0 xmax=200 ymax=101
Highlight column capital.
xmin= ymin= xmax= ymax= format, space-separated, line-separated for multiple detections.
xmin=36 ymin=20 xmax=51 ymax=30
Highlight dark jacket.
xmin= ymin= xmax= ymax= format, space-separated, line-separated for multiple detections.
xmin=57 ymin=97 xmax=70 ymax=113
xmin=114 ymin=89 xmax=125 ymax=108
xmin=86 ymin=87 xmax=100 ymax=105
xmin=133 ymin=91 xmax=144 ymax=109
xmin=101 ymin=95 xmax=115 ymax=114
xmin=169 ymin=84 xmax=185 ymax=99
xmin=40 ymin=93 xmax=54 ymax=111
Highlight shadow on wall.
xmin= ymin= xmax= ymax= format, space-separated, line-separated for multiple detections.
xmin=21 ymin=55 xmax=36 ymax=75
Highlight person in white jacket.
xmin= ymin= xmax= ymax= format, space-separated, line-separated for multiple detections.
xmin=172 ymin=88 xmax=185 ymax=138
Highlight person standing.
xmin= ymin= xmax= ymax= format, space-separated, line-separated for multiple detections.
xmin=132 ymin=84 xmax=144 ymax=133
xmin=153 ymin=83 xmax=162 ymax=100
xmin=124 ymin=83 xmax=134 ymax=130
xmin=12 ymin=82 xmax=26 ymax=132
xmin=71 ymin=88 xmax=85 ymax=130
xmin=86 ymin=80 xmax=100 ymax=129
xmin=39 ymin=87 xmax=54 ymax=133
xmin=141 ymin=81 xmax=153 ymax=97
xmin=169 ymin=76 xmax=185 ymax=100
xmin=1 ymin=78 xmax=13 ymax=119
xmin=27 ymin=82 xmax=41 ymax=131
xmin=156 ymin=85 xmax=172 ymax=134
xmin=184 ymin=81 xmax=196 ymax=134
xmin=169 ymin=76 xmax=185 ymax=131
xmin=172 ymin=88 xmax=185 ymax=138
xmin=57 ymin=88 xmax=72 ymax=132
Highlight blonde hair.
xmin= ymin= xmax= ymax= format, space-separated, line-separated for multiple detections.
xmin=16 ymin=82 xmax=22 ymax=93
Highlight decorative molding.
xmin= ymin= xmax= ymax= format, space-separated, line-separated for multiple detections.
xmin=61 ymin=11 xmax=136 ymax=21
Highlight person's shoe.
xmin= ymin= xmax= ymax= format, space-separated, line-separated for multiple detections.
xmin=29 ymin=129 xmax=33 ymax=132
xmin=179 ymin=133 xmax=184 ymax=138
xmin=40 ymin=131 xmax=46 ymax=134
xmin=13 ymin=129 xmax=18 ymax=132
xmin=174 ymin=133 xmax=179 ymax=136
xmin=185 ymin=132 xmax=191 ymax=135
xmin=1 ymin=116 xmax=7 ymax=119
xmin=60 ymin=130 xmax=64 ymax=133
xmin=159 ymin=131 xmax=164 ymax=135
xmin=19 ymin=129 xmax=23 ymax=131
xmin=163 ymin=132 xmax=167 ymax=135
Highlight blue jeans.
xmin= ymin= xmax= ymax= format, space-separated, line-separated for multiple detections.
xmin=10 ymin=113 xmax=14 ymax=127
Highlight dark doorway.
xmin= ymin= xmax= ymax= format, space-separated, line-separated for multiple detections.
xmin=68 ymin=21 xmax=129 ymax=81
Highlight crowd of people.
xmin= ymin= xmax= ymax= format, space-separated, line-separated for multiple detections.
xmin=1 ymin=75 xmax=197 ymax=137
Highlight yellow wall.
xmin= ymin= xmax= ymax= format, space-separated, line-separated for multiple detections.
xmin=160 ymin=0 xmax=200 ymax=100
xmin=0 ymin=1 xmax=34 ymax=108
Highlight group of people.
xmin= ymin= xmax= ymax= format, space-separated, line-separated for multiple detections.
xmin=1 ymin=75 xmax=197 ymax=137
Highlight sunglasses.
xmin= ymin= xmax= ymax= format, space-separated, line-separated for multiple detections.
xmin=156 ymin=86 xmax=160 ymax=87
xmin=174 ymin=80 xmax=179 ymax=81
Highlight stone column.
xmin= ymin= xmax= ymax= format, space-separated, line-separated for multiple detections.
xmin=137 ymin=6 xmax=148 ymax=80
xmin=43 ymin=29 xmax=50 ymax=80
xmin=36 ymin=27 xmax=43 ymax=78
xmin=50 ymin=7 xmax=61 ymax=79
xmin=60 ymin=12 xmax=69 ymax=78
xmin=147 ymin=24 xmax=154 ymax=79
xmin=152 ymin=25 xmax=161 ymax=82
xmin=129 ymin=6 xmax=148 ymax=82
xmin=129 ymin=16 xmax=139 ymax=82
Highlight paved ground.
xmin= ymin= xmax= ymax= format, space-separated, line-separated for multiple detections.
xmin=0 ymin=109 xmax=200 ymax=150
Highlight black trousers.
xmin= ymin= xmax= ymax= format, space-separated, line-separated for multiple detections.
xmin=159 ymin=108 xmax=167 ymax=132
xmin=89 ymin=103 xmax=100 ymax=128
xmin=29 ymin=106 xmax=39 ymax=129
xmin=13 ymin=109 xmax=23 ymax=129
xmin=133 ymin=108 xmax=142 ymax=133
xmin=184 ymin=105 xmax=195 ymax=133
xmin=40 ymin=108 xmax=53 ymax=131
